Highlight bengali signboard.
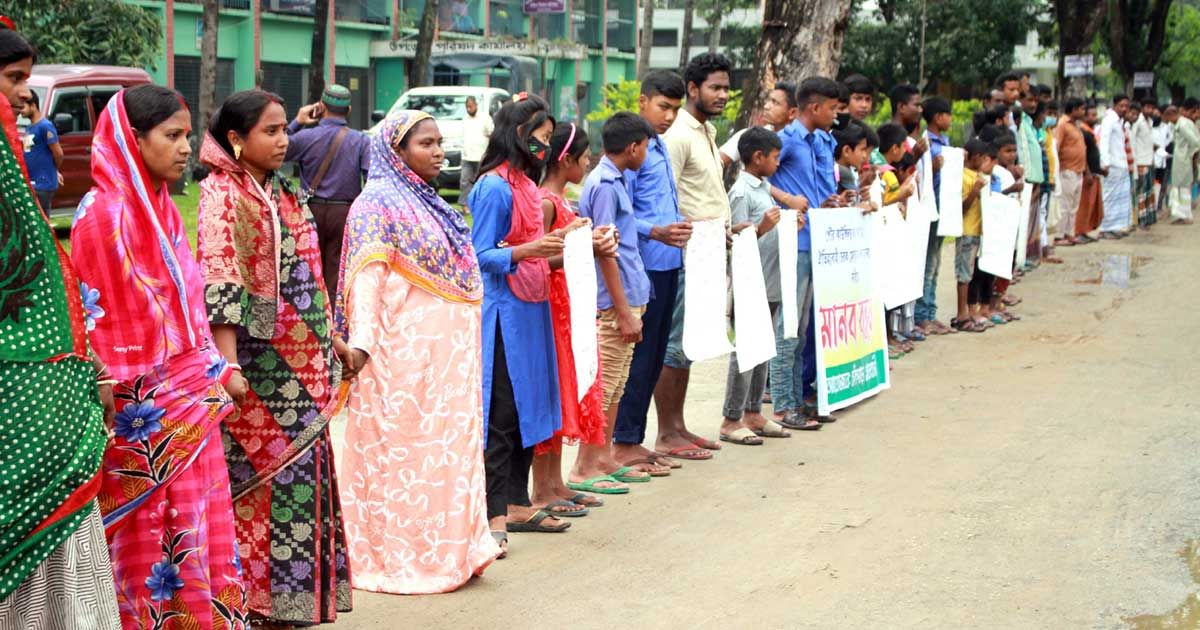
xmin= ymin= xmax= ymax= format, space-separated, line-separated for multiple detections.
xmin=809 ymin=208 xmax=890 ymax=415
xmin=523 ymin=0 xmax=566 ymax=13
xmin=1064 ymin=54 xmax=1094 ymax=78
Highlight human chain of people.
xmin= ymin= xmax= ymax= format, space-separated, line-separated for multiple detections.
xmin=2 ymin=16 xmax=1197 ymax=629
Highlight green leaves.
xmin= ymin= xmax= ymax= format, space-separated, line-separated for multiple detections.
xmin=4 ymin=0 xmax=162 ymax=69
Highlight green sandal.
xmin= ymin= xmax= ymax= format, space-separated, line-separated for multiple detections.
xmin=609 ymin=465 xmax=651 ymax=483
xmin=566 ymin=475 xmax=630 ymax=494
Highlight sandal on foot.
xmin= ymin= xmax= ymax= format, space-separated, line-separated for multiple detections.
xmin=506 ymin=509 xmax=571 ymax=533
xmin=654 ymin=445 xmax=713 ymax=461
xmin=751 ymin=419 xmax=792 ymax=438
xmin=491 ymin=531 xmax=508 ymax=559
xmin=990 ymin=314 xmax=1008 ymax=325
xmin=542 ymin=499 xmax=589 ymax=517
xmin=610 ymin=465 xmax=651 ymax=483
xmin=566 ymin=475 xmax=630 ymax=494
xmin=691 ymin=437 xmax=722 ymax=451
xmin=719 ymin=427 xmax=764 ymax=445
xmin=569 ymin=493 xmax=604 ymax=508
xmin=950 ymin=318 xmax=983 ymax=333
xmin=649 ymin=453 xmax=683 ymax=469
xmin=620 ymin=457 xmax=672 ymax=477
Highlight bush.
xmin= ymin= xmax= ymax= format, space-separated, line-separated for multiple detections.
xmin=861 ymin=98 xmax=982 ymax=146
xmin=586 ymin=80 xmax=742 ymax=145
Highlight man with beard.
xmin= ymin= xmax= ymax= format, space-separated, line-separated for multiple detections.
xmin=1098 ymin=94 xmax=1134 ymax=237
xmin=657 ymin=53 xmax=735 ymax=454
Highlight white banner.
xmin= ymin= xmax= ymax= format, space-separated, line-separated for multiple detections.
xmin=979 ymin=191 xmax=1020 ymax=280
xmin=1015 ymin=182 xmax=1033 ymax=268
xmin=683 ymin=218 xmax=734 ymax=362
xmin=873 ymin=203 xmax=925 ymax=310
xmin=918 ymin=135 xmax=938 ymax=221
xmin=777 ymin=209 xmax=799 ymax=338
xmin=562 ymin=225 xmax=598 ymax=401
xmin=937 ymin=148 xmax=965 ymax=237
xmin=731 ymin=229 xmax=777 ymax=371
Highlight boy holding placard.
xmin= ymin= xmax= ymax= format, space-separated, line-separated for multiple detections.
xmin=952 ymin=138 xmax=993 ymax=333
xmin=916 ymin=97 xmax=955 ymax=336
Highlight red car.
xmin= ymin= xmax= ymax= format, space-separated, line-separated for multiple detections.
xmin=23 ymin=64 xmax=152 ymax=216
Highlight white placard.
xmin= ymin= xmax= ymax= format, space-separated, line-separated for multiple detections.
xmin=979 ymin=192 xmax=1021 ymax=280
xmin=776 ymin=209 xmax=799 ymax=339
xmin=918 ymin=136 xmax=938 ymax=221
xmin=1015 ymin=181 xmax=1033 ymax=268
xmin=731 ymin=229 xmax=777 ymax=371
xmin=936 ymin=148 xmax=965 ymax=237
xmin=682 ymin=218 xmax=734 ymax=362
xmin=874 ymin=203 xmax=924 ymax=310
xmin=562 ymin=225 xmax=598 ymax=401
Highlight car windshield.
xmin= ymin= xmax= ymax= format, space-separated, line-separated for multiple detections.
xmin=16 ymin=86 xmax=47 ymax=129
xmin=393 ymin=94 xmax=471 ymax=120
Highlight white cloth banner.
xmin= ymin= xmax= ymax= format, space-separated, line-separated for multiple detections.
xmin=874 ymin=203 xmax=925 ymax=310
xmin=1015 ymin=182 xmax=1033 ymax=268
xmin=918 ymin=138 xmax=939 ymax=221
xmin=979 ymin=190 xmax=1020 ymax=280
xmin=683 ymin=218 xmax=734 ymax=362
xmin=562 ymin=225 xmax=598 ymax=402
xmin=776 ymin=209 xmax=799 ymax=339
xmin=731 ymin=230 xmax=777 ymax=372
xmin=936 ymin=148 xmax=965 ymax=237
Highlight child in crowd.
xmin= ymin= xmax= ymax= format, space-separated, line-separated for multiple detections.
xmin=569 ymin=112 xmax=656 ymax=493
xmin=979 ymin=126 xmax=1024 ymax=324
xmin=875 ymin=123 xmax=917 ymax=356
xmin=721 ymin=127 xmax=791 ymax=441
xmin=835 ymin=122 xmax=870 ymax=201
xmin=953 ymin=138 xmax=993 ymax=332
xmin=917 ymin=96 xmax=955 ymax=336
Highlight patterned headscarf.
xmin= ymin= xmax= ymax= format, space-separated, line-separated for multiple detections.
xmin=335 ymin=110 xmax=481 ymax=335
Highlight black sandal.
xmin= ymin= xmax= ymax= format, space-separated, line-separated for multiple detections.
xmin=506 ymin=509 xmax=571 ymax=533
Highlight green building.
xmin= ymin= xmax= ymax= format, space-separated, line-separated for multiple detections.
xmin=126 ymin=0 xmax=638 ymax=129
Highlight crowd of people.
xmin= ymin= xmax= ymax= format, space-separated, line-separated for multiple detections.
xmin=2 ymin=19 xmax=1197 ymax=629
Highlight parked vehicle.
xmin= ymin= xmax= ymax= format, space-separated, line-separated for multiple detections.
xmin=20 ymin=65 xmax=152 ymax=217
xmin=373 ymin=86 xmax=510 ymax=190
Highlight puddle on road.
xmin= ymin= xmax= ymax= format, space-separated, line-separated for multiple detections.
xmin=1075 ymin=255 xmax=1152 ymax=288
xmin=1125 ymin=540 xmax=1200 ymax=629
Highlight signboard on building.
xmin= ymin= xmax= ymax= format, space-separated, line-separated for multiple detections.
xmin=1064 ymin=54 xmax=1094 ymax=77
xmin=372 ymin=38 xmax=587 ymax=60
xmin=1133 ymin=72 xmax=1155 ymax=88
xmin=523 ymin=0 xmax=566 ymax=13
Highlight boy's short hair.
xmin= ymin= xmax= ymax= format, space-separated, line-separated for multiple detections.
xmin=774 ymin=81 xmax=799 ymax=109
xmin=1129 ymin=100 xmax=1142 ymax=111
xmin=1063 ymin=97 xmax=1085 ymax=114
xmin=683 ymin=52 xmax=732 ymax=91
xmin=796 ymin=77 xmax=841 ymax=106
xmin=25 ymin=90 xmax=37 ymax=109
xmin=737 ymin=127 xmax=783 ymax=166
xmin=876 ymin=123 xmax=908 ymax=154
xmin=976 ymin=124 xmax=1005 ymax=143
xmin=861 ymin=123 xmax=879 ymax=148
xmin=837 ymin=82 xmax=850 ymax=105
xmin=963 ymin=137 xmax=992 ymax=159
xmin=642 ymin=69 xmax=686 ymax=100
xmin=1141 ymin=97 xmax=1159 ymax=108
xmin=842 ymin=73 xmax=874 ymax=97
xmin=994 ymin=71 xmax=1020 ymax=88
xmin=1047 ymin=100 xmax=1060 ymax=112
xmin=832 ymin=122 xmax=867 ymax=158
xmin=602 ymin=111 xmax=654 ymax=154
xmin=921 ymin=96 xmax=951 ymax=123
xmin=888 ymin=84 xmax=920 ymax=111
xmin=1037 ymin=84 xmax=1053 ymax=97
xmin=1113 ymin=94 xmax=1130 ymax=106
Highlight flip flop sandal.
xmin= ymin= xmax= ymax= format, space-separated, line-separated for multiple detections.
xmin=610 ymin=465 xmax=652 ymax=483
xmin=776 ymin=412 xmax=811 ymax=431
xmin=990 ymin=314 xmax=1008 ymax=325
xmin=907 ymin=329 xmax=927 ymax=341
xmin=566 ymin=475 xmax=630 ymax=494
xmin=491 ymin=531 xmax=508 ymax=559
xmin=751 ymin=419 xmax=792 ymax=438
xmin=621 ymin=456 xmax=672 ymax=477
xmin=543 ymin=499 xmax=589 ymax=517
xmin=654 ymin=445 xmax=713 ymax=461
xmin=691 ymin=437 xmax=722 ymax=451
xmin=506 ymin=509 xmax=571 ymax=533
xmin=568 ymin=493 xmax=604 ymax=508
xmin=719 ymin=427 xmax=764 ymax=445
xmin=648 ymin=453 xmax=683 ymax=469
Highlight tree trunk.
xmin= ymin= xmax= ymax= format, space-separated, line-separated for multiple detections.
xmin=309 ymin=0 xmax=330 ymax=102
xmin=198 ymin=0 xmax=219 ymax=138
xmin=707 ymin=12 xmax=720 ymax=53
xmin=411 ymin=0 xmax=439 ymax=87
xmin=678 ymin=0 xmax=694 ymax=68
xmin=1056 ymin=0 xmax=1106 ymax=97
xmin=1168 ymin=82 xmax=1186 ymax=104
xmin=1104 ymin=0 xmax=1173 ymax=95
xmin=637 ymin=0 xmax=655 ymax=79
xmin=736 ymin=0 xmax=854 ymax=130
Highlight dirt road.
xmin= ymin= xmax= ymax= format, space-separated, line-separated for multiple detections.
xmin=329 ymin=223 xmax=1200 ymax=629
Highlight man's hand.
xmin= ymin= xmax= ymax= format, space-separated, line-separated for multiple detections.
xmin=859 ymin=167 xmax=877 ymax=189
xmin=650 ymin=220 xmax=692 ymax=248
xmin=1099 ymin=166 xmax=1110 ymax=177
xmin=617 ymin=308 xmax=643 ymax=343
xmin=296 ymin=102 xmax=324 ymax=125
xmin=971 ymin=176 xmax=986 ymax=195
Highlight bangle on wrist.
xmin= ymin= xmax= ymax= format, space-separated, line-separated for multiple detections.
xmin=97 ymin=379 xmax=119 ymax=387
xmin=227 ymin=363 xmax=243 ymax=372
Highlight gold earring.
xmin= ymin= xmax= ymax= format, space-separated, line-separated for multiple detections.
xmin=233 ymin=144 xmax=242 ymax=160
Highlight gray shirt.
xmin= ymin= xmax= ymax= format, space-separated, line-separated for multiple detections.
xmin=729 ymin=170 xmax=781 ymax=302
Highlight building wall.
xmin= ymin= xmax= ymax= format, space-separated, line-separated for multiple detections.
xmin=645 ymin=7 xmax=761 ymax=71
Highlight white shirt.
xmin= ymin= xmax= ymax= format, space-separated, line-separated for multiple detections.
xmin=1098 ymin=109 xmax=1127 ymax=171
xmin=1153 ymin=120 xmax=1174 ymax=169
xmin=461 ymin=111 xmax=493 ymax=162
xmin=1132 ymin=114 xmax=1154 ymax=167
xmin=718 ymin=125 xmax=774 ymax=164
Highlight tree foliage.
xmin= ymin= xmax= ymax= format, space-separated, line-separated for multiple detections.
xmin=841 ymin=0 xmax=1038 ymax=92
xmin=1098 ymin=0 xmax=1174 ymax=92
xmin=3 ymin=0 xmax=161 ymax=69
xmin=1155 ymin=2 xmax=1200 ymax=98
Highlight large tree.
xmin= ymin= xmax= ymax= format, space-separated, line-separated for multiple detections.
xmin=6 ymin=0 xmax=160 ymax=68
xmin=411 ymin=0 xmax=440 ymax=87
xmin=678 ymin=0 xmax=695 ymax=69
xmin=1053 ymin=0 xmax=1107 ymax=96
xmin=1101 ymin=0 xmax=1174 ymax=93
xmin=308 ymin=0 xmax=331 ymax=102
xmin=1155 ymin=2 xmax=1200 ymax=101
xmin=737 ymin=0 xmax=854 ymax=128
xmin=637 ymin=0 xmax=655 ymax=79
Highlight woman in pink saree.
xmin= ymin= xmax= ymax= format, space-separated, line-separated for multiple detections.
xmin=70 ymin=85 xmax=248 ymax=629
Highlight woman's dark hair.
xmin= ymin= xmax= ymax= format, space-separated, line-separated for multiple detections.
xmin=832 ymin=122 xmax=867 ymax=160
xmin=478 ymin=94 xmax=555 ymax=181
xmin=547 ymin=121 xmax=590 ymax=171
xmin=683 ymin=52 xmax=732 ymax=91
xmin=737 ymin=127 xmax=782 ymax=167
xmin=0 ymin=29 xmax=35 ymax=66
xmin=208 ymin=89 xmax=284 ymax=158
xmin=876 ymin=123 xmax=907 ymax=154
xmin=124 ymin=84 xmax=187 ymax=135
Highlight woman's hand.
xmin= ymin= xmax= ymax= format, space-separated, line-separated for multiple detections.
xmin=343 ymin=349 xmax=370 ymax=380
xmin=98 ymin=384 xmax=115 ymax=434
xmin=517 ymin=233 xmax=566 ymax=260
xmin=224 ymin=371 xmax=251 ymax=405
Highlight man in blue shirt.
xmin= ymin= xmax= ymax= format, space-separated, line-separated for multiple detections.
xmin=571 ymin=112 xmax=657 ymax=490
xmin=612 ymin=70 xmax=702 ymax=468
xmin=916 ymin=96 xmax=954 ymax=335
xmin=768 ymin=77 xmax=841 ymax=431
xmin=21 ymin=92 xmax=62 ymax=215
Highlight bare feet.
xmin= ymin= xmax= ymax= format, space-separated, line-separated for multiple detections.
xmin=654 ymin=431 xmax=713 ymax=459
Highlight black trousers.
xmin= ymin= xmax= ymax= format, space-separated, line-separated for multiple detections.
xmin=968 ymin=266 xmax=994 ymax=306
xmin=484 ymin=328 xmax=532 ymax=520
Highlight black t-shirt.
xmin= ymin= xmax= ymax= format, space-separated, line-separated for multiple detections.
xmin=1083 ymin=127 xmax=1102 ymax=174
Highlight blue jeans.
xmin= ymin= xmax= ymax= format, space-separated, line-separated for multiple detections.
xmin=769 ymin=251 xmax=813 ymax=414
xmin=614 ymin=269 xmax=679 ymax=445
xmin=915 ymin=222 xmax=943 ymax=323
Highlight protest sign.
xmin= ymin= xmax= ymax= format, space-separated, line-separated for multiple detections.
xmin=777 ymin=209 xmax=799 ymax=339
xmin=937 ymin=148 xmax=965 ymax=237
xmin=562 ymin=225 xmax=598 ymax=401
xmin=683 ymin=218 xmax=734 ymax=362
xmin=731 ymin=230 xmax=777 ymax=371
xmin=979 ymin=191 xmax=1021 ymax=280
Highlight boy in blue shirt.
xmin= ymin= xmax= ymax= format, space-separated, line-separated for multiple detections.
xmin=569 ymin=112 xmax=658 ymax=492
xmin=21 ymin=92 xmax=62 ymax=214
